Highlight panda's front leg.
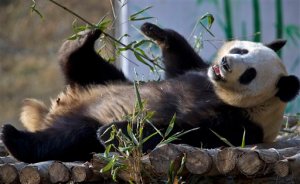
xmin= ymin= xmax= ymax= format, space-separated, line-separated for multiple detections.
xmin=58 ymin=29 xmax=128 ymax=87
xmin=140 ymin=22 xmax=208 ymax=78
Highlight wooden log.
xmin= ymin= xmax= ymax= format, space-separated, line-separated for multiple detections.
xmin=0 ymin=156 xmax=19 ymax=164
xmin=49 ymin=161 xmax=70 ymax=183
xmin=0 ymin=163 xmax=19 ymax=184
xmin=0 ymin=141 xmax=9 ymax=157
xmin=237 ymin=151 xmax=263 ymax=176
xmin=277 ymin=147 xmax=300 ymax=157
xmin=168 ymin=144 xmax=207 ymax=175
xmin=71 ymin=164 xmax=93 ymax=182
xmin=70 ymin=162 xmax=105 ymax=183
xmin=215 ymin=147 xmax=239 ymax=174
xmin=0 ymin=147 xmax=8 ymax=157
xmin=206 ymin=175 xmax=295 ymax=184
xmin=274 ymin=153 xmax=300 ymax=182
xmin=185 ymin=149 xmax=212 ymax=175
xmin=19 ymin=161 xmax=53 ymax=184
xmin=286 ymin=153 xmax=300 ymax=183
xmin=149 ymin=144 xmax=182 ymax=174
xmin=253 ymin=137 xmax=300 ymax=149
xmin=147 ymin=143 xmax=300 ymax=178
xmin=274 ymin=159 xmax=289 ymax=177
xmin=254 ymin=148 xmax=280 ymax=163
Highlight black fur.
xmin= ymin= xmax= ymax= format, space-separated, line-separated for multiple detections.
xmin=265 ymin=39 xmax=287 ymax=52
xmin=59 ymin=29 xmax=128 ymax=86
xmin=276 ymin=75 xmax=300 ymax=102
xmin=229 ymin=48 xmax=248 ymax=55
xmin=239 ymin=68 xmax=257 ymax=85
xmin=141 ymin=22 xmax=208 ymax=78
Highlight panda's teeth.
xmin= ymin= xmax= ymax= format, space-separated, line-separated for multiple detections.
xmin=213 ymin=65 xmax=221 ymax=76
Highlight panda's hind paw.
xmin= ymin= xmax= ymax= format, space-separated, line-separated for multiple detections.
xmin=1 ymin=124 xmax=32 ymax=162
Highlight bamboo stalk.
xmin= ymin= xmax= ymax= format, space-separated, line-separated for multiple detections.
xmin=252 ymin=0 xmax=261 ymax=42
xmin=223 ymin=0 xmax=233 ymax=40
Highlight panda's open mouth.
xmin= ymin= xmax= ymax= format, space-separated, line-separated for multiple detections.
xmin=212 ymin=57 xmax=232 ymax=81
xmin=212 ymin=65 xmax=224 ymax=80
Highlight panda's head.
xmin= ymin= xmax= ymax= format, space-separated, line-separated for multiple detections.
xmin=208 ymin=40 xmax=300 ymax=107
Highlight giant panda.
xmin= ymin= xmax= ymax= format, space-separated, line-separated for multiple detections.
xmin=1 ymin=23 xmax=299 ymax=163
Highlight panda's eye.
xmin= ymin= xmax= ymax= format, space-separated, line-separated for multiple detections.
xmin=239 ymin=68 xmax=257 ymax=85
xmin=230 ymin=48 xmax=249 ymax=55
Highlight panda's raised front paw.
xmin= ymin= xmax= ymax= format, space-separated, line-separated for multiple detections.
xmin=141 ymin=22 xmax=166 ymax=42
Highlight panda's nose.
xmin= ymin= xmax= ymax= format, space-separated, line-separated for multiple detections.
xmin=221 ymin=57 xmax=232 ymax=72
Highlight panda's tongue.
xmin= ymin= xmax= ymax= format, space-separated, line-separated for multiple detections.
xmin=213 ymin=65 xmax=221 ymax=76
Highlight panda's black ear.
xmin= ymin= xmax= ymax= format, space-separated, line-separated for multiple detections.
xmin=265 ymin=39 xmax=287 ymax=52
xmin=276 ymin=75 xmax=300 ymax=102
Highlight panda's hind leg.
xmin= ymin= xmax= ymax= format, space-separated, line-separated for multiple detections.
xmin=1 ymin=116 xmax=104 ymax=163
xmin=59 ymin=29 xmax=128 ymax=86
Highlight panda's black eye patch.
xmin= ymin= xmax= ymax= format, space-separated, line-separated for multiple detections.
xmin=239 ymin=68 xmax=257 ymax=85
xmin=230 ymin=48 xmax=249 ymax=55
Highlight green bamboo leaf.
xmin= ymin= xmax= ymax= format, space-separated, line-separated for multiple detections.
xmin=146 ymin=120 xmax=164 ymax=138
xmin=167 ymin=160 xmax=175 ymax=184
xmin=174 ymin=127 xmax=199 ymax=138
xmin=111 ymin=167 xmax=119 ymax=181
xmin=118 ymin=41 xmax=137 ymax=52
xmin=74 ymin=26 xmax=88 ymax=33
xmin=96 ymin=19 xmax=112 ymax=31
xmin=129 ymin=6 xmax=153 ymax=21
xmin=164 ymin=114 xmax=176 ymax=138
xmin=118 ymin=34 xmax=130 ymax=42
xmin=133 ymin=51 xmax=154 ymax=71
xmin=177 ymin=153 xmax=186 ymax=174
xmin=135 ymin=48 xmax=152 ymax=61
xmin=101 ymin=125 xmax=116 ymax=144
xmin=200 ymin=13 xmax=215 ymax=29
xmin=104 ymin=144 xmax=112 ymax=158
xmin=129 ymin=16 xmax=154 ymax=21
xmin=100 ymin=156 xmax=116 ymax=173
xmin=199 ymin=21 xmax=215 ymax=37
xmin=68 ymin=34 xmax=79 ymax=40
xmin=133 ymin=81 xmax=143 ymax=110
xmin=142 ymin=131 xmax=159 ymax=144
xmin=118 ymin=146 xmax=133 ymax=152
xmin=127 ymin=123 xmax=139 ymax=146
xmin=159 ymin=136 xmax=179 ymax=145
xmin=210 ymin=129 xmax=234 ymax=147
xmin=241 ymin=128 xmax=246 ymax=148
xmin=133 ymin=39 xmax=154 ymax=48
xmin=30 ymin=0 xmax=43 ymax=19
